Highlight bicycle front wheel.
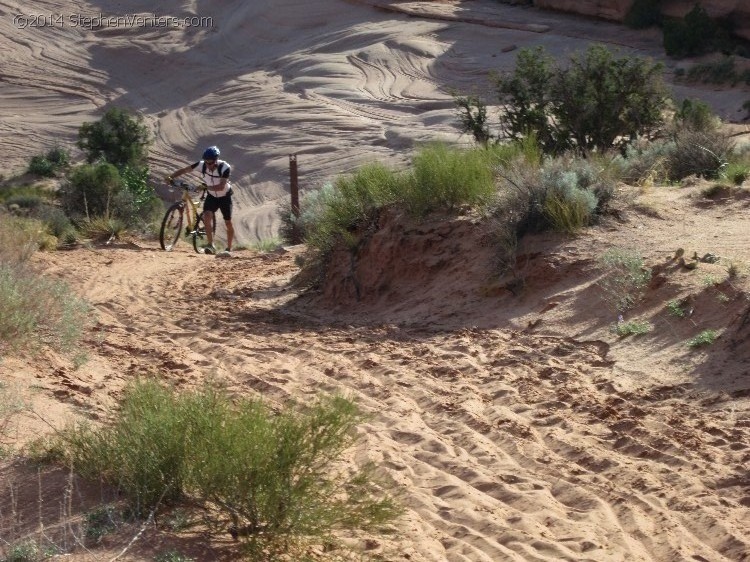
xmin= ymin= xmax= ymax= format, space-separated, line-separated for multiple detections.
xmin=160 ymin=203 xmax=184 ymax=251
xmin=192 ymin=212 xmax=219 ymax=253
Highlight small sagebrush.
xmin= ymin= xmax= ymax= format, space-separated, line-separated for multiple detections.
xmin=597 ymin=248 xmax=651 ymax=312
xmin=52 ymin=381 xmax=400 ymax=560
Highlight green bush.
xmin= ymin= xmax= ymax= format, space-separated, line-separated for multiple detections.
xmin=54 ymin=381 xmax=399 ymax=559
xmin=27 ymin=146 xmax=70 ymax=178
xmin=663 ymin=4 xmax=730 ymax=58
xmin=454 ymin=95 xmax=493 ymax=145
xmin=77 ymin=107 xmax=151 ymax=167
xmin=673 ymin=98 xmax=720 ymax=132
xmin=495 ymin=156 xmax=612 ymax=236
xmin=2 ymin=539 xmax=40 ymax=562
xmin=62 ymin=162 xmax=123 ymax=220
xmin=494 ymin=45 xmax=668 ymax=155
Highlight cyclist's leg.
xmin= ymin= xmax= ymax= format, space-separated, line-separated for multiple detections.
xmin=219 ymin=196 xmax=234 ymax=250
xmin=204 ymin=210 xmax=215 ymax=246
xmin=202 ymin=195 xmax=219 ymax=249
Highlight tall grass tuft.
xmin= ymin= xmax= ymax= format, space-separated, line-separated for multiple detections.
xmin=52 ymin=381 xmax=400 ymax=559
xmin=405 ymin=143 xmax=496 ymax=216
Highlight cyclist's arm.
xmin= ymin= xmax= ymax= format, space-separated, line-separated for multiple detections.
xmin=168 ymin=164 xmax=195 ymax=179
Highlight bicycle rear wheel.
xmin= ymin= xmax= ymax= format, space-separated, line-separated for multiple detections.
xmin=160 ymin=202 xmax=184 ymax=251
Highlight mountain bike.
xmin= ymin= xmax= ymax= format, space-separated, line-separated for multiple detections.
xmin=159 ymin=178 xmax=221 ymax=253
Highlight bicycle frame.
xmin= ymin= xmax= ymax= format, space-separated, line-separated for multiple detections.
xmin=160 ymin=179 xmax=209 ymax=251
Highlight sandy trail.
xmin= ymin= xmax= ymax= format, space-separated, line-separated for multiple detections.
xmin=5 ymin=231 xmax=746 ymax=562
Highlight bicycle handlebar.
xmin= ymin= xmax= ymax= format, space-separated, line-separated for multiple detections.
xmin=167 ymin=178 xmax=208 ymax=192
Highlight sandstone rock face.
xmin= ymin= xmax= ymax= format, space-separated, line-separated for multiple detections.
xmin=533 ymin=0 xmax=633 ymax=22
xmin=534 ymin=0 xmax=750 ymax=41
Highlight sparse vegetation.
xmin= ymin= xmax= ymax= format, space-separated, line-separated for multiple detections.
xmin=687 ymin=329 xmax=718 ymax=348
xmin=613 ymin=319 xmax=652 ymax=337
xmin=597 ymin=248 xmax=651 ymax=312
xmin=252 ymin=237 xmax=283 ymax=253
xmin=0 ymin=216 xmax=90 ymax=355
xmin=50 ymin=380 xmax=400 ymax=559
xmin=2 ymin=539 xmax=40 ymax=562
xmin=666 ymin=299 xmax=687 ymax=317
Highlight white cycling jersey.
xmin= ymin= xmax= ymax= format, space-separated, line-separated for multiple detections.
xmin=191 ymin=159 xmax=231 ymax=197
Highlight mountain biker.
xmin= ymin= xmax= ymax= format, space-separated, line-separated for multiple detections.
xmin=166 ymin=145 xmax=234 ymax=255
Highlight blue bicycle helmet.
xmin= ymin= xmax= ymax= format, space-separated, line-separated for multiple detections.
xmin=202 ymin=146 xmax=220 ymax=160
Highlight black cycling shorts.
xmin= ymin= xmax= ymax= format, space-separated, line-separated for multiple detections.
xmin=204 ymin=192 xmax=232 ymax=221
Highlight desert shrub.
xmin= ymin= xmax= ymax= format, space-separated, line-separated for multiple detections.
xmin=597 ymin=248 xmax=651 ymax=312
xmin=663 ymin=4 xmax=729 ymax=58
xmin=666 ymin=128 xmax=733 ymax=180
xmin=34 ymin=205 xmax=75 ymax=239
xmin=304 ymin=163 xmax=403 ymax=253
xmin=496 ymin=157 xmax=613 ymax=235
xmin=0 ymin=265 xmax=90 ymax=353
xmin=454 ymin=95 xmax=493 ymax=145
xmin=78 ymin=217 xmax=127 ymax=242
xmin=616 ymin=139 xmax=674 ymax=185
xmin=27 ymin=146 xmax=70 ymax=178
xmin=673 ymin=98 xmax=720 ymax=132
xmin=539 ymin=160 xmax=599 ymax=233
xmin=2 ymin=539 xmax=40 ymax=562
xmin=0 ymin=216 xmax=47 ymax=265
xmin=721 ymin=162 xmax=750 ymax=185
xmin=53 ymin=381 xmax=399 ymax=559
xmin=77 ymin=107 xmax=151 ymax=167
xmin=299 ymin=144 xmax=500 ymax=252
xmin=494 ymin=45 xmax=668 ymax=155
xmin=61 ymin=162 xmax=123 ymax=220
xmin=666 ymin=299 xmax=687 ymax=317
xmin=279 ymin=183 xmax=335 ymax=246
xmin=119 ymin=165 xmax=160 ymax=218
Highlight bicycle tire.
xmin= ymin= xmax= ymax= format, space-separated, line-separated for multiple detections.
xmin=160 ymin=202 xmax=184 ymax=251
xmin=192 ymin=212 xmax=219 ymax=253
